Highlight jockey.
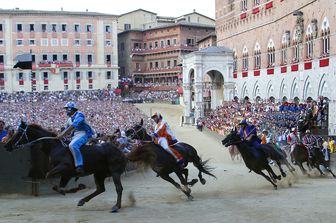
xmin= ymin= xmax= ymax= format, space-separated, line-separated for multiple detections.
xmin=288 ymin=127 xmax=299 ymax=164
xmin=57 ymin=101 xmax=95 ymax=175
xmin=239 ymin=119 xmax=261 ymax=149
xmin=116 ymin=131 xmax=132 ymax=153
xmin=302 ymin=129 xmax=316 ymax=159
xmin=151 ymin=112 xmax=184 ymax=167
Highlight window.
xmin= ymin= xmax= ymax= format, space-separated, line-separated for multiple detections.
xmin=106 ymin=71 xmax=112 ymax=80
xmin=124 ymin=24 xmax=131 ymax=30
xmin=42 ymin=54 xmax=48 ymax=61
xmin=0 ymin=73 xmax=4 ymax=90
xmin=31 ymin=72 xmax=36 ymax=80
xmin=86 ymin=24 xmax=92 ymax=32
xmin=167 ymin=39 xmax=171 ymax=46
xmin=18 ymin=72 xmax=24 ymax=80
xmin=74 ymin=24 xmax=80 ymax=32
xmin=52 ymin=24 xmax=57 ymax=32
xmin=88 ymin=84 xmax=93 ymax=90
xmin=242 ymin=47 xmax=249 ymax=71
xmin=76 ymin=85 xmax=80 ymax=90
xmin=293 ymin=44 xmax=299 ymax=62
xmin=149 ymin=62 xmax=153 ymax=69
xmin=105 ymin=25 xmax=111 ymax=33
xmin=186 ymin=38 xmax=194 ymax=46
xmin=233 ymin=51 xmax=238 ymax=72
xmin=174 ymin=60 xmax=177 ymax=67
xmin=32 ymin=55 xmax=36 ymax=63
xmin=0 ymin=55 xmax=4 ymax=64
xmin=106 ymin=55 xmax=111 ymax=63
xmin=76 ymin=71 xmax=81 ymax=79
xmin=241 ymin=0 xmax=248 ymax=11
xmin=160 ymin=41 xmax=164 ymax=48
xmin=167 ymin=60 xmax=171 ymax=67
xmin=173 ymin=39 xmax=177 ymax=45
xmin=254 ymin=0 xmax=260 ymax=6
xmin=75 ymin=54 xmax=80 ymax=63
xmin=154 ymin=41 xmax=158 ymax=48
xmin=62 ymin=54 xmax=68 ymax=61
xmin=281 ymin=32 xmax=290 ymax=65
xmin=43 ymin=72 xmax=48 ymax=80
xmin=86 ymin=39 xmax=93 ymax=46
xmin=88 ymin=71 xmax=93 ymax=79
xmin=51 ymin=39 xmax=58 ymax=46
xmin=321 ymin=17 xmax=330 ymax=56
xmin=30 ymin=24 xmax=35 ymax=32
xmin=267 ymin=40 xmax=275 ymax=67
xmin=105 ymin=40 xmax=112 ymax=46
xmin=44 ymin=85 xmax=49 ymax=91
xmin=155 ymin=62 xmax=159 ymax=68
xmin=41 ymin=38 xmax=48 ymax=46
xmin=87 ymin=54 xmax=93 ymax=64
xmin=63 ymin=71 xmax=68 ymax=79
xmin=52 ymin=54 xmax=58 ymax=61
xmin=74 ymin=39 xmax=80 ymax=46
xmin=61 ymin=24 xmax=67 ymax=32
xmin=0 ymin=24 xmax=3 ymax=32
xmin=61 ymin=39 xmax=68 ymax=46
xmin=254 ymin=43 xmax=261 ymax=69
xmin=0 ymin=39 xmax=3 ymax=45
xmin=29 ymin=39 xmax=36 ymax=46
xmin=64 ymin=85 xmax=69 ymax=90
xmin=16 ymin=24 xmax=22 ymax=32
xmin=136 ymin=63 xmax=140 ymax=70
xmin=41 ymin=24 xmax=47 ymax=32
xmin=16 ymin=39 xmax=23 ymax=46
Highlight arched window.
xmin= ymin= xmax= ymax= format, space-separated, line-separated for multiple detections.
xmin=305 ymin=24 xmax=313 ymax=59
xmin=241 ymin=0 xmax=248 ymax=11
xmin=242 ymin=46 xmax=249 ymax=71
xmin=267 ymin=39 xmax=275 ymax=67
xmin=254 ymin=0 xmax=260 ymax=6
xmin=254 ymin=42 xmax=261 ymax=69
xmin=321 ymin=17 xmax=330 ymax=57
xmin=233 ymin=49 xmax=238 ymax=72
xmin=293 ymin=28 xmax=300 ymax=63
xmin=281 ymin=31 xmax=290 ymax=65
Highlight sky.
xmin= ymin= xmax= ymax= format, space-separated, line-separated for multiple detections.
xmin=0 ymin=0 xmax=215 ymax=18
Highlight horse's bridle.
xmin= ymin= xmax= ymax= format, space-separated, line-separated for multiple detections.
xmin=14 ymin=125 xmax=29 ymax=147
xmin=127 ymin=126 xmax=152 ymax=143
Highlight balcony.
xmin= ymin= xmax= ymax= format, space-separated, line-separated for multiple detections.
xmin=38 ymin=61 xmax=52 ymax=68
xmin=252 ymin=7 xmax=260 ymax=14
xmin=240 ymin=12 xmax=247 ymax=20
xmin=56 ymin=61 xmax=74 ymax=68
xmin=130 ymin=44 xmax=198 ymax=55
xmin=265 ymin=1 xmax=273 ymax=10
xmin=134 ymin=66 xmax=182 ymax=74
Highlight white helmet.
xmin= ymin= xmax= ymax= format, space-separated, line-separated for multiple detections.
xmin=121 ymin=131 xmax=126 ymax=137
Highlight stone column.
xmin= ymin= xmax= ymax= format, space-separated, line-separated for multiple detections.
xmin=183 ymin=83 xmax=192 ymax=119
xmin=224 ymin=82 xmax=236 ymax=101
xmin=194 ymin=82 xmax=204 ymax=124
xmin=328 ymin=100 xmax=336 ymax=135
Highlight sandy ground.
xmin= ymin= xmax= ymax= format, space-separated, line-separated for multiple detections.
xmin=0 ymin=103 xmax=336 ymax=223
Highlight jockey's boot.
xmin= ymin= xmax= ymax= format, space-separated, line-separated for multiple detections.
xmin=76 ymin=166 xmax=85 ymax=176
xmin=290 ymin=153 xmax=296 ymax=165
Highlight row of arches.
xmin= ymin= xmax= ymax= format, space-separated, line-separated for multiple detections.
xmin=240 ymin=75 xmax=329 ymax=102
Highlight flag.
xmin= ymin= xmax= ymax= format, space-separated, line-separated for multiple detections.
xmin=13 ymin=53 xmax=32 ymax=70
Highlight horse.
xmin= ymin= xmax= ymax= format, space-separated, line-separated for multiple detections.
xmin=125 ymin=120 xmax=216 ymax=200
xmin=222 ymin=128 xmax=285 ymax=189
xmin=4 ymin=121 xmax=127 ymax=213
xmin=293 ymin=142 xmax=336 ymax=177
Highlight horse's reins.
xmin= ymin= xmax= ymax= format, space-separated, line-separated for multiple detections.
xmin=127 ymin=127 xmax=152 ymax=143
xmin=15 ymin=126 xmax=67 ymax=149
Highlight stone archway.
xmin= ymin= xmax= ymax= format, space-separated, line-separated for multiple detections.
xmin=203 ymin=70 xmax=225 ymax=111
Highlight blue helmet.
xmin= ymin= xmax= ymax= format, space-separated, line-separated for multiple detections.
xmin=64 ymin=101 xmax=78 ymax=110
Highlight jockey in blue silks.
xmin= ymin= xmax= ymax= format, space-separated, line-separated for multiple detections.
xmin=239 ymin=119 xmax=262 ymax=149
xmin=57 ymin=101 xmax=94 ymax=175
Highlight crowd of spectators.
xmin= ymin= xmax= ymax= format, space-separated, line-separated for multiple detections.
xmin=0 ymin=90 xmax=149 ymax=136
xmin=132 ymin=90 xmax=179 ymax=102
xmin=201 ymin=98 xmax=328 ymax=140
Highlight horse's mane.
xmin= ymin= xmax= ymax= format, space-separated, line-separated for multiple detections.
xmin=30 ymin=123 xmax=58 ymax=136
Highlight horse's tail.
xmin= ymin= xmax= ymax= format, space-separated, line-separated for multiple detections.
xmin=195 ymin=158 xmax=217 ymax=179
xmin=126 ymin=144 xmax=156 ymax=167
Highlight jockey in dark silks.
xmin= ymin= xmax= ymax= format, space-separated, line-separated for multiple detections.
xmin=239 ymin=119 xmax=261 ymax=149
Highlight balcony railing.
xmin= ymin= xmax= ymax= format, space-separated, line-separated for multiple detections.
xmin=131 ymin=44 xmax=198 ymax=55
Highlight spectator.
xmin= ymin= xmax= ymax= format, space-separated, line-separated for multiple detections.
xmin=0 ymin=120 xmax=7 ymax=141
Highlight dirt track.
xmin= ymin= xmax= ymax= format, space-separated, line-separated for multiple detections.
xmin=0 ymin=103 xmax=335 ymax=223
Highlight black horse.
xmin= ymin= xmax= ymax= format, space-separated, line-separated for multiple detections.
xmin=126 ymin=120 xmax=216 ymax=199
xmin=5 ymin=121 xmax=127 ymax=213
xmin=292 ymin=142 xmax=336 ymax=177
xmin=222 ymin=128 xmax=285 ymax=189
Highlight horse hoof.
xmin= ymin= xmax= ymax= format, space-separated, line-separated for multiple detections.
xmin=189 ymin=179 xmax=198 ymax=186
xmin=110 ymin=205 xmax=119 ymax=213
xmin=187 ymin=195 xmax=194 ymax=201
xmin=282 ymin=173 xmax=287 ymax=178
xmin=59 ymin=190 xmax=66 ymax=196
xmin=200 ymin=179 xmax=206 ymax=185
xmin=274 ymin=185 xmax=278 ymax=190
xmin=277 ymin=175 xmax=282 ymax=180
xmin=77 ymin=200 xmax=85 ymax=207
xmin=288 ymin=182 xmax=292 ymax=187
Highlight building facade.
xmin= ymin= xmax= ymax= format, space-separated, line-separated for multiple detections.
xmin=0 ymin=9 xmax=119 ymax=93
xmin=118 ymin=9 xmax=215 ymax=33
xmin=118 ymin=23 xmax=215 ymax=84
xmin=213 ymin=0 xmax=336 ymax=134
